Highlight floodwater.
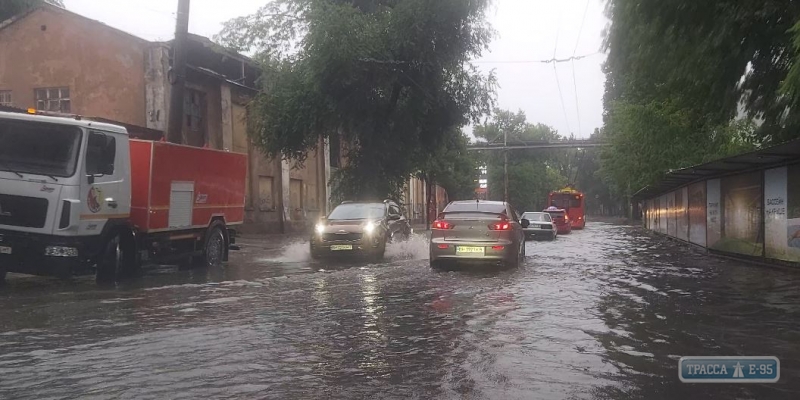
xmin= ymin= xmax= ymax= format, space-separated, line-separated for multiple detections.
xmin=1 ymin=222 xmax=800 ymax=399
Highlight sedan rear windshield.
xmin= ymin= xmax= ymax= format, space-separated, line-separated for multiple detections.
xmin=522 ymin=213 xmax=551 ymax=222
xmin=0 ymin=119 xmax=82 ymax=177
xmin=442 ymin=212 xmax=505 ymax=220
xmin=445 ymin=202 xmax=506 ymax=214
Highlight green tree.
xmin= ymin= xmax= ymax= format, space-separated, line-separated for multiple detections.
xmin=472 ymin=109 xmax=571 ymax=212
xmin=601 ymin=0 xmax=772 ymax=206
xmin=217 ymin=0 xmax=496 ymax=200
xmin=0 ymin=0 xmax=63 ymax=21
xmin=416 ymin=128 xmax=479 ymax=202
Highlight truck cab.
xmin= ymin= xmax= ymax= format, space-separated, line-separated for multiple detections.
xmin=0 ymin=110 xmax=131 ymax=280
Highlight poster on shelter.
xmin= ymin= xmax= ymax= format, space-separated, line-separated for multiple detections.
xmin=676 ymin=187 xmax=689 ymax=241
xmin=707 ymin=179 xmax=721 ymax=248
xmin=666 ymin=191 xmax=676 ymax=237
xmin=788 ymin=164 xmax=800 ymax=261
xmin=712 ymin=172 xmax=763 ymax=256
xmin=764 ymin=167 xmax=790 ymax=260
xmin=688 ymin=182 xmax=706 ymax=246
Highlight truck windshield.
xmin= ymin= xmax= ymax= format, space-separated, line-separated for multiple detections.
xmin=0 ymin=119 xmax=82 ymax=178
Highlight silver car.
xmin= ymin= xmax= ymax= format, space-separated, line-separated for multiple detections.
xmin=521 ymin=212 xmax=557 ymax=240
xmin=429 ymin=200 xmax=530 ymax=269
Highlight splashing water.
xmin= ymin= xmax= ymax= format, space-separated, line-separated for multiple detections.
xmin=385 ymin=234 xmax=430 ymax=260
xmin=270 ymin=240 xmax=311 ymax=263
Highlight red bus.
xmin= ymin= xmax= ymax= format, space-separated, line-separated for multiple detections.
xmin=548 ymin=186 xmax=586 ymax=229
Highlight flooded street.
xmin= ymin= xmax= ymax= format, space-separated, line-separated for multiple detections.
xmin=1 ymin=222 xmax=800 ymax=399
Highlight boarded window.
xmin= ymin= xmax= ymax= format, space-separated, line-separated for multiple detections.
xmin=0 ymin=90 xmax=12 ymax=106
xmin=290 ymin=179 xmax=303 ymax=210
xmin=34 ymin=87 xmax=70 ymax=113
xmin=258 ymin=176 xmax=274 ymax=211
xmin=184 ymin=89 xmax=207 ymax=146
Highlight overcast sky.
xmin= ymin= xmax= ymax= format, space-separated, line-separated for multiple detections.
xmin=64 ymin=0 xmax=608 ymax=139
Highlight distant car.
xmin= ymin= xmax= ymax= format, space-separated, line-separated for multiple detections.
xmin=521 ymin=212 xmax=557 ymax=240
xmin=544 ymin=207 xmax=572 ymax=234
xmin=311 ymin=200 xmax=412 ymax=260
xmin=429 ymin=200 xmax=529 ymax=269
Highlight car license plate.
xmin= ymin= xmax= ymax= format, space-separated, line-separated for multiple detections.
xmin=0 ymin=246 xmax=11 ymax=255
xmin=456 ymin=246 xmax=484 ymax=255
xmin=330 ymin=245 xmax=353 ymax=251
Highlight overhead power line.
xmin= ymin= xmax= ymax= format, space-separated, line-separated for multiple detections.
xmin=570 ymin=0 xmax=591 ymax=137
xmin=470 ymin=52 xmax=602 ymax=64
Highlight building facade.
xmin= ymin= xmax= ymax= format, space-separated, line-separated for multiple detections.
xmin=0 ymin=4 xmax=331 ymax=233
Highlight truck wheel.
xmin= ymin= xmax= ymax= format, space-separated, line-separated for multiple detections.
xmin=201 ymin=224 xmax=226 ymax=268
xmin=96 ymin=232 xmax=135 ymax=284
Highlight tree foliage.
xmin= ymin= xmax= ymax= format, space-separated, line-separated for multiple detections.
xmin=416 ymin=128 xmax=479 ymax=201
xmin=0 ymin=0 xmax=63 ymax=21
xmin=472 ymin=109 xmax=572 ymax=212
xmin=601 ymin=0 xmax=776 ymax=201
xmin=217 ymin=0 xmax=496 ymax=200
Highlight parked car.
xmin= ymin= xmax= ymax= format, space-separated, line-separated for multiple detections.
xmin=429 ymin=200 xmax=529 ymax=269
xmin=521 ymin=212 xmax=557 ymax=240
xmin=544 ymin=207 xmax=572 ymax=234
xmin=310 ymin=200 xmax=412 ymax=260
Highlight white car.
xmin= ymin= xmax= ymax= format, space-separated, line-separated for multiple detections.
xmin=521 ymin=212 xmax=557 ymax=240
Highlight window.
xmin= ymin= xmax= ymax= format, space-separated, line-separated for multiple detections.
xmin=86 ymin=132 xmax=116 ymax=176
xmin=0 ymin=90 xmax=12 ymax=106
xmin=34 ymin=87 xmax=70 ymax=113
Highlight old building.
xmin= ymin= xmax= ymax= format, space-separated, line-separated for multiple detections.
xmin=0 ymin=4 xmax=331 ymax=233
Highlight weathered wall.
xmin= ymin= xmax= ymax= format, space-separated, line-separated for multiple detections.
xmin=0 ymin=7 xmax=147 ymax=125
xmin=642 ymin=163 xmax=800 ymax=265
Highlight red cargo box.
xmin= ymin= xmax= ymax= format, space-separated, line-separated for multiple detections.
xmin=129 ymin=140 xmax=247 ymax=233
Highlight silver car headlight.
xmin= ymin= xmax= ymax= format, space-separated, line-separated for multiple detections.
xmin=364 ymin=221 xmax=376 ymax=234
xmin=315 ymin=224 xmax=326 ymax=234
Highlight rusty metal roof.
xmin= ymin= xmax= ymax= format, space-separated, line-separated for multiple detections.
xmin=632 ymin=138 xmax=800 ymax=200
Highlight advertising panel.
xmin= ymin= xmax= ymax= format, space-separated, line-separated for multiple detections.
xmin=676 ymin=186 xmax=689 ymax=241
xmin=688 ymin=181 xmax=707 ymax=247
xmin=667 ymin=191 xmax=677 ymax=237
xmin=712 ymin=172 xmax=763 ymax=256
xmin=765 ymin=165 xmax=800 ymax=262
xmin=788 ymin=164 xmax=800 ymax=261
xmin=707 ymin=179 xmax=721 ymax=248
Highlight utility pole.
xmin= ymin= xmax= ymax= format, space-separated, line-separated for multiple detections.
xmin=503 ymin=129 xmax=509 ymax=203
xmin=166 ymin=0 xmax=190 ymax=144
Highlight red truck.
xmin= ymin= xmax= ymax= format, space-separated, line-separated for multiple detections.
xmin=0 ymin=110 xmax=247 ymax=283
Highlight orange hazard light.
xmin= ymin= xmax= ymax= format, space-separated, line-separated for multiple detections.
xmin=27 ymin=108 xmax=36 ymax=114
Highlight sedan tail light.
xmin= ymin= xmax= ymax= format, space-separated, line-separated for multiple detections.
xmin=488 ymin=221 xmax=511 ymax=231
xmin=432 ymin=220 xmax=453 ymax=230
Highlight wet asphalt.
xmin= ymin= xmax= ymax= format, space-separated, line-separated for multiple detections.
xmin=1 ymin=222 xmax=800 ymax=399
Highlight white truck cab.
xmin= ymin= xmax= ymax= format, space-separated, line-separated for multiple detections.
xmin=0 ymin=110 xmax=132 ymax=279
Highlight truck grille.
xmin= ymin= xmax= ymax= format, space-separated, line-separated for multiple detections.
xmin=323 ymin=232 xmax=363 ymax=242
xmin=0 ymin=194 xmax=48 ymax=228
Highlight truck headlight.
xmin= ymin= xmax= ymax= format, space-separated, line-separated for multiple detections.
xmin=364 ymin=221 xmax=376 ymax=234
xmin=44 ymin=246 xmax=79 ymax=257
